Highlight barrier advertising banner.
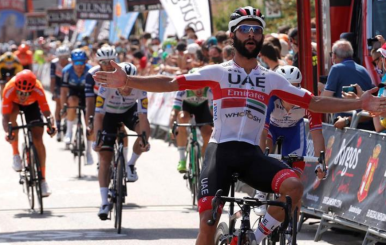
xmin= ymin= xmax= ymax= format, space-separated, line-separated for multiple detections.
xmin=47 ymin=8 xmax=76 ymax=26
xmin=159 ymin=0 xmax=212 ymax=40
xmin=126 ymin=0 xmax=162 ymax=12
xmin=76 ymin=0 xmax=113 ymax=20
xmin=109 ymin=0 xmax=138 ymax=43
xmin=303 ymin=123 xmax=386 ymax=230
xmin=26 ymin=12 xmax=47 ymax=31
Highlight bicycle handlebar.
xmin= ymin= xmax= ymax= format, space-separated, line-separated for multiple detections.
xmin=96 ymin=130 xmax=148 ymax=148
xmin=8 ymin=117 xmax=54 ymax=139
xmin=269 ymin=152 xmax=327 ymax=177
xmin=172 ymin=121 xmax=212 ymax=136
xmin=207 ymin=189 xmax=292 ymax=230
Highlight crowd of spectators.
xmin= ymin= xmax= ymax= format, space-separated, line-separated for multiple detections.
xmin=1 ymin=23 xmax=386 ymax=134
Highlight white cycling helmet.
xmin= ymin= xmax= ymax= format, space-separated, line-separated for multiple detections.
xmin=276 ymin=65 xmax=302 ymax=84
xmin=96 ymin=46 xmax=117 ymax=61
xmin=228 ymin=6 xmax=266 ymax=33
xmin=56 ymin=46 xmax=70 ymax=57
xmin=119 ymin=62 xmax=137 ymax=76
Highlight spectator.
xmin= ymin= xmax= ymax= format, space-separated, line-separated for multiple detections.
xmin=208 ymin=45 xmax=223 ymax=64
xmin=215 ymin=31 xmax=228 ymax=49
xmin=321 ymin=40 xmax=375 ymax=130
xmin=284 ymin=53 xmax=293 ymax=65
xmin=133 ymin=50 xmax=147 ymax=75
xmin=222 ymin=45 xmax=235 ymax=61
xmin=289 ymin=27 xmax=318 ymax=92
xmin=259 ymin=43 xmax=280 ymax=71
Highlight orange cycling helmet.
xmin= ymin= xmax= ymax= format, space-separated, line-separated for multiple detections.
xmin=18 ymin=44 xmax=30 ymax=53
xmin=15 ymin=70 xmax=36 ymax=92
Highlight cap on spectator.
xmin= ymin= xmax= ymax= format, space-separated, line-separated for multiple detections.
xmin=377 ymin=43 xmax=386 ymax=58
xmin=176 ymin=42 xmax=187 ymax=52
xmin=184 ymin=43 xmax=200 ymax=55
xmin=205 ymin=36 xmax=218 ymax=48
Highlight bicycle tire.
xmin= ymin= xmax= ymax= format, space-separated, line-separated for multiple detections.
xmin=31 ymin=146 xmax=43 ymax=214
xmin=215 ymin=222 xmax=229 ymax=245
xmin=115 ymin=153 xmax=125 ymax=234
xmin=193 ymin=145 xmax=201 ymax=207
xmin=185 ymin=145 xmax=195 ymax=206
xmin=22 ymin=145 xmax=34 ymax=210
xmin=243 ymin=230 xmax=258 ymax=245
xmin=77 ymin=125 xmax=83 ymax=178
xmin=290 ymin=207 xmax=298 ymax=245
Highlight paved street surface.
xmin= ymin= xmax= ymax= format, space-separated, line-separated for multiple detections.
xmin=0 ymin=92 xmax=368 ymax=244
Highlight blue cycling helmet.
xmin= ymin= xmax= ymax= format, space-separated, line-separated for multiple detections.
xmin=71 ymin=49 xmax=87 ymax=64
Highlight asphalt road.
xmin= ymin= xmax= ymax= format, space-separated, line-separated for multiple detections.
xmin=0 ymin=91 xmax=370 ymax=245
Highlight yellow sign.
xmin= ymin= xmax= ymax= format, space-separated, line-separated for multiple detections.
xmin=96 ymin=96 xmax=104 ymax=108
xmin=141 ymin=98 xmax=148 ymax=109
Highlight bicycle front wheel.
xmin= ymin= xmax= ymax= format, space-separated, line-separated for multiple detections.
xmin=215 ymin=222 xmax=229 ymax=245
xmin=76 ymin=126 xmax=84 ymax=178
xmin=22 ymin=144 xmax=34 ymax=210
xmin=192 ymin=145 xmax=201 ymax=208
xmin=114 ymin=153 xmax=125 ymax=234
xmin=31 ymin=145 xmax=43 ymax=214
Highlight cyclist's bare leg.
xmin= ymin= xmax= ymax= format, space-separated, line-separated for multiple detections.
xmin=9 ymin=107 xmax=20 ymax=155
xmin=0 ymin=83 xmax=5 ymax=99
xmin=196 ymin=209 xmax=219 ymax=245
xmin=199 ymin=124 xmax=212 ymax=157
xmin=267 ymin=177 xmax=303 ymax=221
xmin=54 ymin=97 xmax=61 ymax=127
xmin=67 ymin=96 xmax=78 ymax=121
xmin=99 ymin=151 xmax=113 ymax=187
xmin=31 ymin=127 xmax=46 ymax=177
xmin=176 ymin=111 xmax=190 ymax=147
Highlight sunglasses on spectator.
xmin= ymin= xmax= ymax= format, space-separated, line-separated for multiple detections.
xmin=16 ymin=90 xmax=31 ymax=96
xmin=234 ymin=25 xmax=263 ymax=34
xmin=99 ymin=60 xmax=113 ymax=66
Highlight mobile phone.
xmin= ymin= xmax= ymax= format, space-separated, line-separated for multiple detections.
xmin=342 ymin=85 xmax=357 ymax=94
xmin=367 ymin=37 xmax=379 ymax=47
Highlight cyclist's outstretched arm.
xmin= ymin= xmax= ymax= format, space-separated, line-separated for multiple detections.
xmin=93 ymin=60 xmax=177 ymax=91
xmin=310 ymin=129 xmax=325 ymax=158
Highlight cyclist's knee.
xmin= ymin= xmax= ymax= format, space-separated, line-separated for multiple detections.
xmin=177 ymin=111 xmax=190 ymax=122
xmin=279 ymin=177 xmax=303 ymax=203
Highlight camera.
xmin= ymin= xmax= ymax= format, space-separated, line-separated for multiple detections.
xmin=367 ymin=37 xmax=380 ymax=49
xmin=342 ymin=85 xmax=357 ymax=94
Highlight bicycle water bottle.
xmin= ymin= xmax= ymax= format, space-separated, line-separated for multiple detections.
xmin=230 ymin=236 xmax=238 ymax=245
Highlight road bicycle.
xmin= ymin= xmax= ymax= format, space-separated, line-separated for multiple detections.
xmin=261 ymin=152 xmax=326 ymax=245
xmin=62 ymin=104 xmax=90 ymax=178
xmin=208 ymin=173 xmax=293 ymax=245
xmin=9 ymin=112 xmax=54 ymax=214
xmin=96 ymin=125 xmax=147 ymax=234
xmin=172 ymin=121 xmax=212 ymax=208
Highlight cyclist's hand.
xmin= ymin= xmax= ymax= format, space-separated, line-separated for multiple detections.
xmin=315 ymin=164 xmax=328 ymax=180
xmin=139 ymin=142 xmax=150 ymax=152
xmin=169 ymin=128 xmax=175 ymax=140
xmin=5 ymin=132 xmax=15 ymax=143
xmin=47 ymin=126 xmax=57 ymax=137
xmin=86 ymin=127 xmax=93 ymax=136
xmin=92 ymin=141 xmax=102 ymax=152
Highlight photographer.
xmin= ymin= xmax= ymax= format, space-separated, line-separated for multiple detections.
xmin=321 ymin=40 xmax=375 ymax=130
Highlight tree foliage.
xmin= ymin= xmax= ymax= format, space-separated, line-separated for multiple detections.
xmin=211 ymin=0 xmax=315 ymax=34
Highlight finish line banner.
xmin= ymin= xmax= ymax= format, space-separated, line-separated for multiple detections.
xmin=302 ymin=123 xmax=386 ymax=230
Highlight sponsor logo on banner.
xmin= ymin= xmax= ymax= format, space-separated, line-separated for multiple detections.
xmin=76 ymin=0 xmax=113 ymax=20
xmin=348 ymin=205 xmax=362 ymax=215
xmin=366 ymin=209 xmax=386 ymax=222
xmin=322 ymin=196 xmax=342 ymax=208
xmin=305 ymin=193 xmax=319 ymax=202
xmin=96 ymin=96 xmax=104 ymax=108
xmin=332 ymin=137 xmax=362 ymax=179
xmin=47 ymin=8 xmax=76 ymax=26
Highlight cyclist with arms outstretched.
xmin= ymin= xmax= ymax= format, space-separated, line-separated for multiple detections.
xmin=2 ymin=70 xmax=56 ymax=197
xmin=92 ymin=6 xmax=385 ymax=244
xmin=92 ymin=62 xmax=150 ymax=220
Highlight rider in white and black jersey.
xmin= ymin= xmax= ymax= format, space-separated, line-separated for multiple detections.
xmin=50 ymin=46 xmax=71 ymax=141
xmin=170 ymin=69 xmax=213 ymax=173
xmin=92 ymin=62 xmax=150 ymax=220
xmin=92 ymin=6 xmax=385 ymax=244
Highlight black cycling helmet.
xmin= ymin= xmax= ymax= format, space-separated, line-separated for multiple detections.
xmin=229 ymin=6 xmax=266 ymax=33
